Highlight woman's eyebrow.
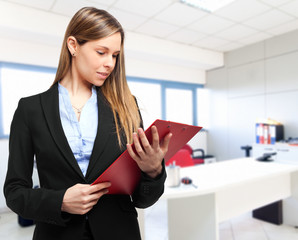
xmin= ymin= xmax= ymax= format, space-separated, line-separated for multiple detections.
xmin=96 ymin=45 xmax=120 ymax=53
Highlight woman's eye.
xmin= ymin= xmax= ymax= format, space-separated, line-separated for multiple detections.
xmin=97 ymin=51 xmax=104 ymax=55
xmin=112 ymin=54 xmax=118 ymax=58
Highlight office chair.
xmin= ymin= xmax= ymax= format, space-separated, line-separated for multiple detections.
xmin=166 ymin=149 xmax=194 ymax=167
xmin=181 ymin=144 xmax=205 ymax=164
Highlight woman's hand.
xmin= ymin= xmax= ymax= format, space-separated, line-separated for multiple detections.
xmin=127 ymin=125 xmax=172 ymax=178
xmin=61 ymin=182 xmax=111 ymax=215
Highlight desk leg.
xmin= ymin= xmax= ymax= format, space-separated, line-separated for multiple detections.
xmin=137 ymin=208 xmax=145 ymax=240
xmin=167 ymin=193 xmax=218 ymax=240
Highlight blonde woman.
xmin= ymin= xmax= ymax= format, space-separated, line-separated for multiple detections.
xmin=4 ymin=7 xmax=172 ymax=240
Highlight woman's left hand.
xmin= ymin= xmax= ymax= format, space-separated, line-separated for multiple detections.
xmin=127 ymin=125 xmax=172 ymax=178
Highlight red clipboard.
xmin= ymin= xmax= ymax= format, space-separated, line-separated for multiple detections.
xmin=91 ymin=119 xmax=202 ymax=194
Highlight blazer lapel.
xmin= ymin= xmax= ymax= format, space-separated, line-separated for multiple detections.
xmin=85 ymin=88 xmax=114 ymax=179
xmin=40 ymin=83 xmax=85 ymax=180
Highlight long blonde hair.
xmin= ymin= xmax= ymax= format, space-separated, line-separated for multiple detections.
xmin=52 ymin=7 xmax=141 ymax=146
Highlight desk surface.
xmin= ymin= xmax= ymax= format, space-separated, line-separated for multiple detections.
xmin=163 ymin=158 xmax=298 ymax=199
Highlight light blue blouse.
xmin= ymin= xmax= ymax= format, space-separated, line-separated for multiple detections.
xmin=58 ymin=83 xmax=98 ymax=176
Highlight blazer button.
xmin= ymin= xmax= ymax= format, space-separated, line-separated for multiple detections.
xmin=46 ymin=219 xmax=57 ymax=225
xmin=143 ymin=185 xmax=150 ymax=195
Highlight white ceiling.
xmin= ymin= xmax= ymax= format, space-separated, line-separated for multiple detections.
xmin=2 ymin=0 xmax=298 ymax=53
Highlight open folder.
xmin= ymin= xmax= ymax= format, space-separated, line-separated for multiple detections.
xmin=91 ymin=119 xmax=202 ymax=194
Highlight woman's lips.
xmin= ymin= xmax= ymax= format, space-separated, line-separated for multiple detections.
xmin=97 ymin=72 xmax=109 ymax=79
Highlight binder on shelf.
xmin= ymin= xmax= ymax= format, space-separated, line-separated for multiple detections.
xmin=92 ymin=119 xmax=202 ymax=195
xmin=256 ymin=123 xmax=260 ymax=144
xmin=264 ymin=124 xmax=269 ymax=144
xmin=255 ymin=119 xmax=284 ymax=145
xmin=269 ymin=125 xmax=276 ymax=144
xmin=259 ymin=123 xmax=264 ymax=144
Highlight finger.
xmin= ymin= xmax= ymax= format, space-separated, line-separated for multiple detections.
xmin=138 ymin=128 xmax=152 ymax=153
xmin=80 ymin=189 xmax=108 ymax=207
xmin=87 ymin=199 xmax=99 ymax=208
xmin=79 ymin=206 xmax=93 ymax=215
xmin=160 ymin=132 xmax=172 ymax=152
xmin=89 ymin=188 xmax=109 ymax=202
xmin=127 ymin=143 xmax=141 ymax=162
xmin=151 ymin=125 xmax=160 ymax=149
xmin=86 ymin=187 xmax=107 ymax=206
xmin=80 ymin=200 xmax=98 ymax=214
xmin=132 ymin=132 xmax=146 ymax=158
xmin=89 ymin=182 xmax=111 ymax=194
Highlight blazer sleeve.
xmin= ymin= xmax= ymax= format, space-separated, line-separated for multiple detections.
xmin=132 ymin=162 xmax=167 ymax=208
xmin=3 ymin=98 xmax=67 ymax=226
xmin=130 ymin=96 xmax=167 ymax=208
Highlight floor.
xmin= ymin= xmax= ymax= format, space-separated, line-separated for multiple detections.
xmin=1 ymin=199 xmax=298 ymax=240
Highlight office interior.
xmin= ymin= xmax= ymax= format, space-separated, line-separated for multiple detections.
xmin=1 ymin=0 xmax=298 ymax=239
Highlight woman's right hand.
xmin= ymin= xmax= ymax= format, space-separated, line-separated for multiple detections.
xmin=61 ymin=182 xmax=111 ymax=215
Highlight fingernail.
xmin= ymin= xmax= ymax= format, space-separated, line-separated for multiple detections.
xmin=105 ymin=184 xmax=110 ymax=189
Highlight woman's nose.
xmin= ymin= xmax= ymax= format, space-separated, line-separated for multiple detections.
xmin=103 ymin=55 xmax=115 ymax=68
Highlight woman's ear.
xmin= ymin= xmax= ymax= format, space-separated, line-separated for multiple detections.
xmin=67 ymin=36 xmax=78 ymax=57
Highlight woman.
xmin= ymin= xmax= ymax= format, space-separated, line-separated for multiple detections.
xmin=4 ymin=7 xmax=172 ymax=240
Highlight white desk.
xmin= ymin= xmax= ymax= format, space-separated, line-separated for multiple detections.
xmin=139 ymin=158 xmax=298 ymax=240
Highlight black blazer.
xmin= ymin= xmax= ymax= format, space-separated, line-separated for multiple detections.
xmin=4 ymin=83 xmax=166 ymax=240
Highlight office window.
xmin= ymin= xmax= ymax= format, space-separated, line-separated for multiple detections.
xmin=128 ymin=81 xmax=161 ymax=129
xmin=165 ymin=88 xmax=193 ymax=125
xmin=128 ymin=77 xmax=202 ymax=128
xmin=0 ymin=63 xmax=204 ymax=137
xmin=0 ymin=64 xmax=55 ymax=136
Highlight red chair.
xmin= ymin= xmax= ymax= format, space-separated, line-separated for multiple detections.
xmin=181 ymin=144 xmax=192 ymax=155
xmin=166 ymin=149 xmax=194 ymax=167
xmin=181 ymin=144 xmax=204 ymax=165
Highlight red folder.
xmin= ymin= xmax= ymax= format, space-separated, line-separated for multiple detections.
xmin=91 ymin=119 xmax=202 ymax=194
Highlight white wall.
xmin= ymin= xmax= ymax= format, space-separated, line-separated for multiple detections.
xmin=207 ymin=29 xmax=298 ymax=161
xmin=0 ymin=35 xmax=209 ymax=84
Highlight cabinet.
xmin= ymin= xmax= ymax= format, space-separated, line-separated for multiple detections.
xmin=252 ymin=143 xmax=298 ymax=226
xmin=253 ymin=143 xmax=298 ymax=165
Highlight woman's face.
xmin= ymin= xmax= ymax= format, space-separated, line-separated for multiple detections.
xmin=72 ymin=32 xmax=121 ymax=87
